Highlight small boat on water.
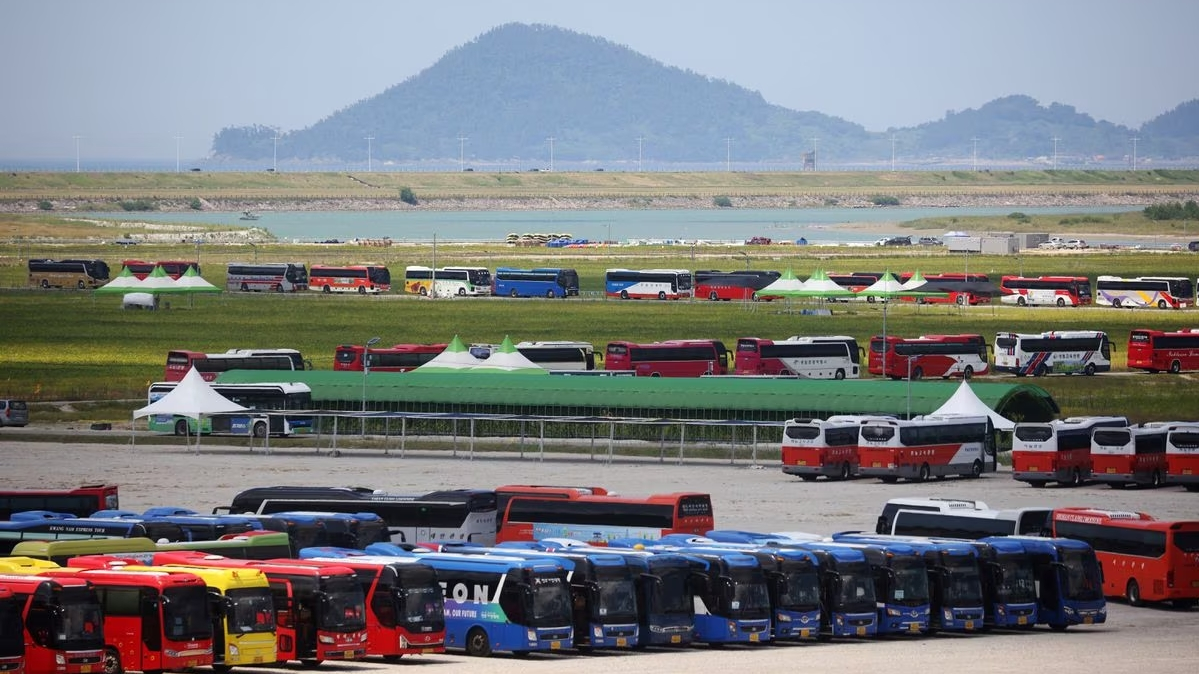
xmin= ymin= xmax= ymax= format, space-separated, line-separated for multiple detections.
xmin=239 ymin=210 xmax=260 ymax=221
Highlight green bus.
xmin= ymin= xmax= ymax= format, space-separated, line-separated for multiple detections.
xmin=10 ymin=531 xmax=293 ymax=564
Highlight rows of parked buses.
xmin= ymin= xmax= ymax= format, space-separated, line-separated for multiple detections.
xmin=1 ymin=483 xmax=1195 ymax=669
xmin=24 ymin=259 xmax=1199 ymax=309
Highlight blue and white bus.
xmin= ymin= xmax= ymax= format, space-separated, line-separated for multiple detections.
xmin=0 ymin=515 xmax=186 ymax=554
xmin=604 ymin=269 xmax=692 ymax=300
xmin=493 ymin=267 xmax=579 ymax=298
xmin=89 ymin=507 xmax=262 ymax=541
xmin=145 ymin=381 xmax=314 ymax=438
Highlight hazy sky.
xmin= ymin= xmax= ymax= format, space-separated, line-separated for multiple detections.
xmin=2 ymin=0 xmax=1195 ymax=161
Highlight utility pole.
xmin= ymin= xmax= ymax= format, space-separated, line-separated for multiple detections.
xmin=636 ymin=136 xmax=644 ymax=171
xmin=890 ymin=135 xmax=897 ymax=172
xmin=174 ymin=134 xmax=183 ymax=172
xmin=811 ymin=137 xmax=819 ymax=171
xmin=725 ymin=137 xmax=732 ymax=171
xmin=1052 ymin=136 xmax=1060 ymax=170
xmin=272 ymin=132 xmax=280 ymax=172
xmin=546 ymin=137 xmax=555 ymax=171
xmin=365 ymin=135 xmax=374 ymax=171
xmin=73 ymin=135 xmax=82 ymax=172
xmin=1130 ymin=136 xmax=1140 ymax=170
xmin=457 ymin=135 xmax=468 ymax=172
xmin=971 ymin=137 xmax=979 ymax=171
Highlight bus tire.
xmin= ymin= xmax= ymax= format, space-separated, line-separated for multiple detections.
xmin=970 ymin=460 xmax=983 ymax=478
xmin=212 ymin=665 xmax=233 ymax=673
xmin=658 ymin=291 xmax=667 ymax=300
xmin=240 ymin=282 xmax=249 ymax=291
xmin=465 ymin=627 xmax=492 ymax=657
xmin=800 ymin=475 xmax=817 ymax=482
xmin=1050 ymin=623 xmax=1068 ymax=632
xmin=620 ymin=290 xmax=629 ymax=299
xmin=174 ymin=419 xmax=190 ymax=436
xmin=252 ymin=421 xmax=268 ymax=438
xmin=1029 ymin=480 xmax=1047 ymax=488
xmin=867 ymin=296 xmax=876 ymax=304
xmin=1151 ymin=470 xmax=1163 ymax=488
xmin=834 ymin=368 xmax=846 ymax=380
xmin=917 ymin=464 xmax=931 ymax=482
xmin=1170 ymin=360 xmax=1182 ymax=374
xmin=1017 ymin=297 xmax=1027 ymax=306
xmin=1070 ymin=468 xmax=1083 ymax=486
xmin=419 ymin=286 xmax=428 ymax=296
xmin=1158 ymin=299 xmax=1169 ymax=309
xmin=298 ymin=659 xmax=323 ymax=668
xmin=322 ymin=285 xmax=331 ymax=293
xmin=1126 ymin=579 xmax=1143 ymax=606
xmin=881 ymin=476 xmax=899 ymax=484
xmin=381 ymin=655 xmax=404 ymax=663
xmin=910 ymin=367 xmax=923 ymax=380
xmin=709 ymin=291 xmax=719 ymax=301
xmin=1084 ymin=363 xmax=1096 ymax=376
xmin=1034 ymin=364 xmax=1047 ymax=377
xmin=77 ymin=280 xmax=86 ymax=289
xmin=1113 ymin=298 xmax=1122 ymax=308
xmin=509 ymin=289 xmax=519 ymax=297
xmin=1056 ymin=297 xmax=1066 ymax=307
xmin=546 ymin=289 xmax=555 ymax=298
xmin=274 ymin=283 xmax=283 ymax=292
xmin=1174 ymin=598 xmax=1197 ymax=609
xmin=40 ymin=279 xmax=49 ymax=289
xmin=963 ymin=366 xmax=974 ymax=380
xmin=358 ymin=286 xmax=366 ymax=294
xmin=103 ymin=647 xmax=123 ymax=674
xmin=457 ymin=287 xmax=466 ymax=296
xmin=956 ymin=294 xmax=967 ymax=305
xmin=838 ymin=462 xmax=851 ymax=480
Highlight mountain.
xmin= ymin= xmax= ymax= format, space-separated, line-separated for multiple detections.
xmin=210 ymin=23 xmax=1199 ymax=164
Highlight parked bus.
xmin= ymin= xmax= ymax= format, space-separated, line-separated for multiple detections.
xmin=492 ymin=267 xmax=579 ymax=298
xmin=857 ymin=415 xmax=996 ymax=482
xmin=121 ymin=259 xmax=199 ymax=280
xmin=778 ymin=541 xmax=880 ymax=638
xmin=1010 ymin=415 xmax=1129 ymax=487
xmin=604 ymin=269 xmax=692 ymax=300
xmin=0 ymin=575 xmax=104 ymax=674
xmin=780 ymin=416 xmax=877 ymax=481
xmin=0 ymin=517 xmax=186 ymax=555
xmin=308 ymin=264 xmax=391 ymax=294
xmin=0 ymin=586 xmax=22 ymax=674
xmin=83 ymin=508 xmax=260 ymax=541
xmin=334 ymin=343 xmax=446 ymax=372
xmin=467 ymin=341 xmax=598 ymax=372
xmin=993 ymin=330 xmax=1112 ymax=377
xmin=11 ymin=532 xmax=295 ymax=565
xmin=879 ymin=501 xmax=1052 ymax=539
xmin=734 ymin=336 xmax=861 ymax=379
xmin=903 ymin=273 xmax=996 ymax=306
xmin=27 ymin=259 xmax=110 ymax=289
xmin=1164 ymin=424 xmax=1199 ymax=491
xmin=693 ymin=270 xmax=781 ymax=302
xmin=164 ymin=348 xmax=307 ymax=382
xmin=0 ymin=485 xmax=119 ymax=520
xmin=403 ymin=266 xmax=492 ymax=296
xmin=152 ymin=553 xmax=369 ymax=664
xmin=1096 ymin=275 xmax=1194 ymax=309
xmin=1127 ymin=328 xmax=1199 ymax=373
xmin=995 ymin=536 xmax=1107 ymax=629
xmin=145 ymin=382 xmax=314 ymax=438
xmin=998 ymin=275 xmax=1092 ymax=307
xmin=497 ymin=492 xmax=715 ymax=545
xmin=1089 ymin=425 xmax=1169 ymax=488
xmin=604 ymin=340 xmax=729 ymax=377
xmin=247 ymin=512 xmax=388 ymax=551
xmin=225 ymin=262 xmax=308 ymax=292
xmin=1050 ymin=508 xmax=1199 ymax=608
xmin=868 ymin=334 xmax=989 ymax=380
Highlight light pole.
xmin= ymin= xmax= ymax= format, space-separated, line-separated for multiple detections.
xmin=362 ymin=336 xmax=381 ymax=432
xmin=891 ymin=135 xmax=897 ymax=172
xmin=546 ymin=136 xmax=555 ymax=171
xmin=174 ymin=134 xmax=183 ymax=172
xmin=725 ymin=137 xmax=732 ymax=171
xmin=1052 ymin=136 xmax=1060 ymax=170
xmin=1130 ymin=136 xmax=1139 ymax=170
xmin=73 ymin=135 xmax=82 ymax=172
xmin=458 ymin=135 xmax=468 ymax=172
xmin=636 ymin=136 xmax=644 ymax=171
xmin=272 ymin=133 xmax=280 ymax=172
xmin=365 ymin=135 xmax=374 ymax=171
xmin=971 ymin=137 xmax=979 ymax=171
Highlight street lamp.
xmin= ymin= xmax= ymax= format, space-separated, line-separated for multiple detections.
xmin=362 ymin=337 xmax=381 ymax=433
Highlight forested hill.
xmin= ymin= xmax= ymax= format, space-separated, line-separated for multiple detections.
xmin=211 ymin=23 xmax=1199 ymax=164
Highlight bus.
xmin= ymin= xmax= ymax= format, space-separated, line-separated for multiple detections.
xmin=1096 ymin=275 xmax=1195 ymax=309
xmin=466 ymin=341 xmax=597 ymax=372
xmin=403 ymin=266 xmax=492 ymax=296
xmin=1164 ymin=424 xmax=1199 ymax=491
xmin=857 ymin=415 xmax=996 ymax=482
xmin=0 ymin=586 xmax=21 ymax=674
xmin=492 ymin=267 xmax=579 ymax=298
xmin=0 ymin=485 xmax=119 ymax=520
xmin=1010 ymin=415 xmax=1129 ymax=487
xmin=151 ymin=553 xmax=369 ymax=664
xmin=996 ymin=536 xmax=1108 ymax=630
xmin=334 ymin=343 xmax=445 ymax=372
xmin=903 ymin=273 xmax=995 ymax=306
xmin=225 ymin=262 xmax=308 ymax=292
xmin=0 ymin=517 xmax=187 ymax=555
xmin=145 ymin=382 xmax=314 ymax=438
xmin=1127 ymin=328 xmax=1199 ymax=373
xmin=497 ymin=492 xmax=714 ymax=545
xmin=604 ymin=269 xmax=692 ymax=300
xmin=994 ymin=330 xmax=1112 ymax=377
xmin=85 ymin=508 xmax=260 ymax=541
xmin=603 ymin=340 xmax=729 ymax=377
xmin=878 ymin=500 xmax=1052 ymax=538
xmin=693 ymin=270 xmax=781 ymax=302
xmin=779 ymin=542 xmax=880 ymax=638
xmin=10 ymin=532 xmax=295 ymax=565
xmin=121 ymin=259 xmax=199 ymax=280
xmin=244 ymin=512 xmax=388 ymax=551
xmin=1050 ymin=508 xmax=1199 ymax=608
xmin=734 ymin=336 xmax=861 ymax=379
xmin=780 ymin=416 xmax=878 ymax=481
xmin=308 ymin=264 xmax=391 ymax=294
xmin=0 ymin=575 xmax=104 ymax=674
xmin=27 ymin=259 xmax=110 ymax=289
xmin=164 ymin=348 xmax=308 ymax=382
xmin=868 ymin=334 xmax=989 ymax=380
xmin=998 ymin=275 xmax=1092 ymax=307
xmin=1089 ymin=425 xmax=1168 ymax=488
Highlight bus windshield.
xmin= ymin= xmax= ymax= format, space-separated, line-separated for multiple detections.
xmin=400 ymin=582 xmax=445 ymax=625
xmin=163 ymin=585 xmax=214 ymax=640
xmin=596 ymin=578 xmax=638 ymax=620
xmin=779 ymin=569 xmax=821 ymax=609
xmin=944 ymin=558 xmax=983 ymax=605
xmin=996 ymin=559 xmax=1038 ymax=604
xmin=319 ymin=576 xmax=367 ymax=631
xmin=892 ymin=558 xmax=931 ymax=605
xmin=226 ymin=587 xmax=276 ymax=634
xmin=837 ymin=568 xmax=876 ymax=613
xmin=55 ymin=586 xmax=105 ymax=650
xmin=529 ymin=575 xmax=572 ymax=626
xmin=658 ymin=567 xmax=693 ymax=614
xmin=1060 ymin=549 xmax=1104 ymax=602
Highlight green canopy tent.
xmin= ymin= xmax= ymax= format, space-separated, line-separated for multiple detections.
xmin=856 ymin=271 xmax=948 ymax=378
xmin=468 ymin=336 xmax=548 ymax=374
xmin=93 ymin=266 xmax=144 ymax=294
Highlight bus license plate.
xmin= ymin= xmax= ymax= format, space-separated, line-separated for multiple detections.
xmin=344 ymin=651 xmax=354 ymax=658
xmin=1018 ymin=616 xmax=1028 ymax=625
xmin=1184 ymin=469 xmax=1193 ymax=475
xmin=616 ymin=637 xmax=627 ymax=647
xmin=551 ymin=641 xmax=561 ymax=650
xmin=908 ymin=623 xmax=920 ymax=633
xmin=81 ymin=667 xmax=92 ymax=673
xmin=750 ymin=633 xmax=760 ymax=642
xmin=1106 ymin=468 xmax=1116 ymax=473
xmin=671 ymin=635 xmax=682 ymax=643
xmin=856 ymin=626 xmax=866 ymax=636
xmin=1084 ymin=616 xmax=1093 ymax=624
xmin=965 ymin=621 xmax=974 ymax=630
xmin=800 ymin=628 xmax=810 ymax=638
xmin=798 ymin=460 xmax=807 ymax=465
xmin=422 ymin=648 xmax=437 ymax=654
xmin=253 ymin=656 xmax=263 ymax=663
xmin=1029 ymin=465 xmax=1038 ymax=471
xmin=1192 ymin=580 xmax=1199 ymax=588
xmin=872 ymin=461 xmax=881 ymax=468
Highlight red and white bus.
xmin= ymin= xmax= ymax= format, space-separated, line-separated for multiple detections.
xmin=0 ymin=586 xmax=21 ymax=674
xmin=993 ymin=330 xmax=1112 ymax=377
xmin=226 ymin=262 xmax=309 ymax=292
xmin=1163 ymin=424 xmax=1199 ymax=492
xmin=1127 ymin=328 xmax=1199 ymax=373
xmin=734 ymin=336 xmax=861 ymax=379
xmin=0 ymin=575 xmax=104 ymax=674
xmin=121 ymin=259 xmax=200 ymax=280
xmin=693 ymin=270 xmax=781 ymax=302
xmin=0 ymin=484 xmax=119 ymax=520
xmin=497 ymin=492 xmax=715 ymax=545
xmin=165 ymin=348 xmax=307 ymax=382
xmin=856 ymin=414 xmax=996 ymax=483
xmin=780 ymin=416 xmax=887 ymax=481
xmin=1010 ymin=416 xmax=1129 ymax=487
xmin=1089 ymin=425 xmax=1168 ymax=488
xmin=604 ymin=340 xmax=729 ymax=377
xmin=334 ymin=343 xmax=447 ymax=372
xmin=309 ymin=265 xmax=391 ymax=294
xmin=998 ymin=275 xmax=1092 ymax=307
xmin=902 ymin=273 xmax=995 ymax=306
xmin=1051 ymin=508 xmax=1199 ymax=608
xmin=867 ymin=334 xmax=989 ymax=380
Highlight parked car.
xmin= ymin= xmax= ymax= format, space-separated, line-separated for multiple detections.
xmin=1188 ymin=240 xmax=1199 ymax=252
xmin=0 ymin=399 xmax=28 ymax=427
xmin=883 ymin=236 xmax=912 ymax=246
xmin=1065 ymin=239 xmax=1088 ymax=249
xmin=1039 ymin=237 xmax=1067 ymax=250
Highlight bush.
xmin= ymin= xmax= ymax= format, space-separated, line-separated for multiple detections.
xmin=188 ymin=198 xmax=202 ymax=210
xmin=399 ymin=187 xmax=418 ymax=205
xmin=1144 ymin=200 xmax=1199 ymax=221
xmin=713 ymin=195 xmax=733 ymax=208
xmin=37 ymin=200 xmax=53 ymax=211
xmin=118 ymin=200 xmax=156 ymax=211
xmin=869 ymin=195 xmax=900 ymax=206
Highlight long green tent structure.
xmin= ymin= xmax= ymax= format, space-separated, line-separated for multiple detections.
xmin=215 ymin=370 xmax=1059 ymax=423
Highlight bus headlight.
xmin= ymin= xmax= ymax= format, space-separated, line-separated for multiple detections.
xmin=55 ymin=654 xmax=66 ymax=666
xmin=527 ymin=629 xmax=537 ymax=641
xmin=318 ymin=635 xmax=334 ymax=644
xmin=777 ymin=613 xmax=792 ymax=622
xmin=593 ymin=626 xmax=603 ymax=638
xmin=228 ymin=645 xmax=240 ymax=657
xmin=886 ymin=608 xmax=901 ymax=617
xmin=943 ymin=609 xmax=953 ymax=621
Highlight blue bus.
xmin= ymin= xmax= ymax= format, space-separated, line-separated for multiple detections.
xmin=493 ymin=267 xmax=579 ymax=298
xmin=91 ymin=508 xmax=263 ymax=541
xmin=989 ymin=536 xmax=1107 ymax=630
xmin=355 ymin=544 xmax=575 ymax=656
xmin=0 ymin=514 xmax=187 ymax=554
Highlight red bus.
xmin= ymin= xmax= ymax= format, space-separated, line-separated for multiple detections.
xmin=780 ymin=416 xmax=884 ymax=481
xmin=164 ymin=348 xmax=306 ymax=382
xmin=308 ymin=265 xmax=391 ymax=294
xmin=0 ymin=586 xmax=21 ymax=674
xmin=1127 ymin=328 xmax=1199 ymax=374
xmin=0 ymin=575 xmax=104 ymax=674
xmin=494 ymin=485 xmax=611 ymax=533
xmin=856 ymin=414 xmax=997 ymax=482
xmin=734 ymin=336 xmax=861 ymax=379
xmin=1163 ymin=424 xmax=1199 ymax=492
xmin=152 ymin=553 xmax=368 ymax=665
xmin=604 ymin=340 xmax=729 ymax=377
xmin=0 ymin=485 xmax=119 ymax=520
xmin=496 ymin=492 xmax=715 ymax=546
xmin=867 ymin=334 xmax=989 ymax=380
xmin=1010 ymin=416 xmax=1129 ymax=487
xmin=998 ymin=275 xmax=1092 ymax=307
xmin=1051 ymin=508 xmax=1199 ymax=608
xmin=901 ymin=273 xmax=995 ymax=306
xmin=283 ymin=557 xmax=445 ymax=659
xmin=121 ymin=260 xmax=199 ymax=280
xmin=34 ymin=567 xmax=214 ymax=674
xmin=1089 ymin=425 xmax=1168 ymax=488
xmin=693 ymin=270 xmax=782 ymax=302
xmin=333 ymin=344 xmax=447 ymax=373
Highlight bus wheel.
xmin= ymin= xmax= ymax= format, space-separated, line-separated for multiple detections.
xmin=381 ymin=655 xmax=404 ymax=663
xmin=800 ymin=475 xmax=818 ymax=482
xmin=838 ymin=462 xmax=851 ymax=480
xmin=546 ymin=289 xmax=555 ymax=298
xmin=77 ymin=280 xmax=86 ymax=289
xmin=212 ymin=665 xmax=233 ymax=673
xmin=1070 ymin=468 xmax=1083 ymax=486
xmin=40 ymin=279 xmax=49 ymax=289
xmin=322 ymin=285 xmax=331 ymax=293
xmin=103 ymin=647 xmax=123 ymax=674
xmin=1029 ymin=480 xmax=1047 ymax=488
xmin=509 ymin=289 xmax=518 ymax=297
xmin=1170 ymin=360 xmax=1182 ymax=374
xmin=881 ymin=476 xmax=899 ymax=484
xmin=465 ymin=627 xmax=492 ymax=657
xmin=457 ymin=287 xmax=467 ymax=296
xmin=956 ymin=294 xmax=967 ymax=305
xmin=240 ymin=282 xmax=249 ymax=291
xmin=298 ymin=659 xmax=323 ymax=668
xmin=910 ymin=367 xmax=923 ymax=380
xmin=917 ymin=464 xmax=931 ymax=482
xmin=963 ymin=366 xmax=974 ymax=380
xmin=1034 ymin=364 xmax=1047 ymax=377
xmin=252 ymin=421 xmax=268 ymax=438
xmin=1113 ymin=298 xmax=1122 ymax=308
xmin=1151 ymin=471 xmax=1163 ymax=488
xmin=1017 ymin=297 xmax=1027 ymax=306
xmin=1084 ymin=363 xmax=1096 ymax=376
xmin=834 ymin=369 xmax=846 ymax=380
xmin=1056 ymin=297 xmax=1066 ymax=307
xmin=970 ymin=460 xmax=983 ymax=478
xmin=709 ymin=291 xmax=719 ymax=301
xmin=1126 ymin=579 xmax=1143 ymax=606
xmin=358 ymin=286 xmax=367 ymax=294
xmin=1158 ymin=299 xmax=1169 ymax=309
xmin=658 ymin=291 xmax=667 ymax=300
xmin=174 ymin=419 xmax=190 ymax=436
xmin=620 ymin=290 xmax=629 ymax=299
xmin=274 ymin=284 xmax=283 ymax=292
xmin=419 ymin=286 xmax=428 ymax=296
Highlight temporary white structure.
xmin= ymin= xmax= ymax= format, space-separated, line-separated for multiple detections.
xmin=413 ymin=335 xmax=484 ymax=372
xmin=930 ymin=380 xmax=1015 ymax=430
xmin=468 ymin=336 xmax=547 ymax=374
xmin=172 ymin=266 xmax=222 ymax=293
xmin=94 ymin=266 xmax=145 ymax=294
xmin=132 ymin=367 xmax=248 ymax=449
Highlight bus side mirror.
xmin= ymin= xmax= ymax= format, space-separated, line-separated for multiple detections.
xmin=875 ymin=516 xmax=889 ymax=534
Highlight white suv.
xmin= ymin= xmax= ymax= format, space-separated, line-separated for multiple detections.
xmin=1065 ymin=239 xmax=1088 ymax=249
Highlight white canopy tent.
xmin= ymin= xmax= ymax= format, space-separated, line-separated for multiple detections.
xmin=132 ymin=367 xmax=248 ymax=449
xmin=929 ymin=380 xmax=1016 ymax=431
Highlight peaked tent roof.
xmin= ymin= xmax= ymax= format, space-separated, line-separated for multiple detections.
xmin=133 ymin=367 xmax=248 ymax=420
xmin=758 ymin=268 xmax=807 ymax=294
xmin=901 ymin=270 xmax=929 ymax=291
xmin=468 ymin=336 xmax=546 ymax=374
xmin=172 ymin=266 xmax=222 ymax=293
xmin=414 ymin=335 xmax=483 ymax=372
xmin=94 ymin=266 xmax=145 ymax=294
xmin=929 ymin=380 xmax=1015 ymax=430
xmin=139 ymin=265 xmax=187 ymax=293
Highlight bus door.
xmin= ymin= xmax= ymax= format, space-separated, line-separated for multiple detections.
xmin=140 ymin=588 xmax=162 ymax=661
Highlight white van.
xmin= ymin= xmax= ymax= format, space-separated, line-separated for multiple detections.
xmin=0 ymin=400 xmax=29 ymax=427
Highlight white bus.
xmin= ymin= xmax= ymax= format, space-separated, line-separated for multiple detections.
xmin=857 ymin=415 xmax=996 ymax=483
xmin=1010 ymin=415 xmax=1129 ymax=487
xmin=403 ymin=266 xmax=493 ymax=296
xmin=604 ymin=268 xmax=693 ymax=300
xmin=878 ymin=503 xmax=1053 ymax=539
xmin=993 ymin=330 xmax=1112 ymax=377
xmin=1095 ymin=275 xmax=1194 ymax=309
xmin=225 ymin=262 xmax=309 ymax=292
xmin=1089 ymin=425 xmax=1169 ymax=489
xmin=1163 ymin=424 xmax=1199 ymax=491
xmin=734 ymin=336 xmax=862 ymax=379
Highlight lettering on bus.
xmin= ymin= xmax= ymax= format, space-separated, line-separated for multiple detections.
xmin=440 ymin=581 xmax=495 ymax=604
